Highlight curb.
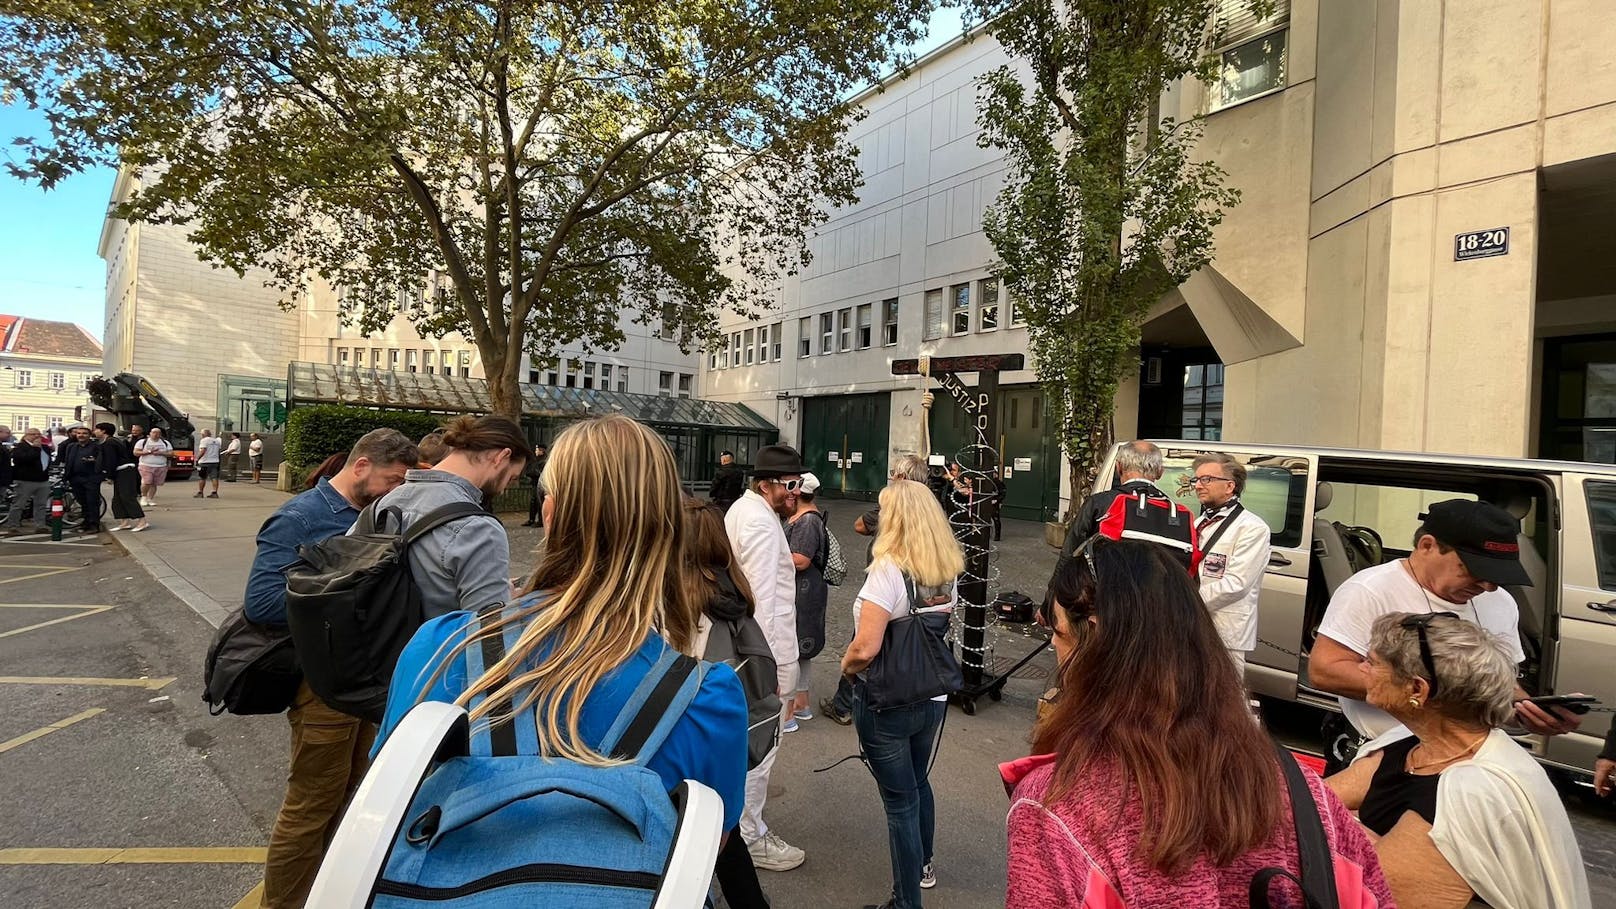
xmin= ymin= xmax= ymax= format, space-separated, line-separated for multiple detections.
xmin=109 ymin=531 xmax=232 ymax=630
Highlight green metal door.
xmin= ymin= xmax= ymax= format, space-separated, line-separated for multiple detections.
xmin=929 ymin=383 xmax=1060 ymax=522
xmin=800 ymin=393 xmax=891 ymax=501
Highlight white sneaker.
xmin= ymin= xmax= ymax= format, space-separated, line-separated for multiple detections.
xmin=920 ymin=862 xmax=937 ymax=889
xmin=138 ymin=497 xmax=150 ymax=506
xmin=747 ymin=832 xmax=806 ymax=872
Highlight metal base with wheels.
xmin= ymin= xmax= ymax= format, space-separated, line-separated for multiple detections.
xmin=952 ymin=636 xmax=1050 ymax=716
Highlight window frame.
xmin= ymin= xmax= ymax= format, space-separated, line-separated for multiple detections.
xmin=771 ymin=322 xmax=783 ymax=361
xmin=48 ymin=371 xmax=66 ymax=391
xmin=677 ymin=373 xmax=693 ymax=398
xmin=1207 ymin=0 xmax=1290 ymax=113
xmin=978 ymin=278 xmax=1000 ymax=333
xmin=15 ymin=369 xmax=32 ymax=389
xmin=950 ymin=284 xmax=972 ymax=336
xmin=882 ymin=298 xmax=900 ymax=347
xmin=658 ymin=370 xmax=674 ymax=396
xmin=923 ymin=289 xmax=945 ymax=341
xmin=820 ymin=313 xmax=835 ymax=355
xmin=838 ymin=307 xmax=853 ymax=352
xmin=744 ymin=327 xmax=756 ymax=366
xmin=798 ymin=317 xmax=812 ymax=358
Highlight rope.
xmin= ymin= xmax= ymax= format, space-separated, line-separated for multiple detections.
xmin=918 ymin=355 xmax=933 ymax=458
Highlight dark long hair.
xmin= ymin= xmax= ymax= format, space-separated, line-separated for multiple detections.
xmin=676 ymin=499 xmax=756 ymax=642
xmin=1036 ymin=539 xmax=1281 ymax=873
xmin=303 ymin=451 xmax=348 ymax=490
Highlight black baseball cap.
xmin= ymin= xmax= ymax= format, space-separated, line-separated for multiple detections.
xmin=1419 ymin=499 xmax=1532 ymax=587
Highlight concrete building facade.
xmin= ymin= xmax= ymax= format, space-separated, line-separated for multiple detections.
xmin=701 ymin=0 xmax=1616 ymax=519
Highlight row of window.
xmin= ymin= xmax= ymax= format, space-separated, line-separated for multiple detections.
xmin=336 ymin=347 xmax=474 ymax=378
xmin=10 ymin=370 xmax=88 ymax=392
xmin=7 ymin=415 xmax=66 ymax=432
xmin=922 ymin=278 xmax=1020 ymax=340
xmin=528 ymin=359 xmax=630 ymax=393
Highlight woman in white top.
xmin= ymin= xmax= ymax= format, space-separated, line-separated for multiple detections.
xmin=1325 ymin=612 xmax=1590 ymax=909
xmin=840 ymin=479 xmax=964 ymax=909
xmin=134 ymin=427 xmax=174 ymax=505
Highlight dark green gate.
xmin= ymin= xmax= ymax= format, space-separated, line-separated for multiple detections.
xmin=801 ymin=393 xmax=891 ymax=501
xmin=931 ymin=383 xmax=1060 ymax=522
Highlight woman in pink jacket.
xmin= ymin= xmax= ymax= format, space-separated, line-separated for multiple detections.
xmin=1003 ymin=538 xmax=1395 ymax=908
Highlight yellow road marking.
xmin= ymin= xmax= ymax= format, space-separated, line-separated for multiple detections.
xmin=0 ymin=846 xmax=266 ymax=864
xmin=0 ymin=605 xmax=116 ymax=639
xmin=0 ymin=566 xmax=82 ymax=585
xmin=0 ymin=676 xmax=175 ymax=690
xmin=230 ymin=881 xmax=266 ymax=909
xmin=0 ymin=707 xmax=105 ymax=754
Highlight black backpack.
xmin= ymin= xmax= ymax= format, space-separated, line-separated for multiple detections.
xmin=702 ymin=613 xmax=782 ymax=769
xmin=283 ymin=500 xmax=487 ymax=722
xmin=202 ymin=607 xmax=301 ymax=716
xmin=1096 ymin=488 xmax=1199 ymax=569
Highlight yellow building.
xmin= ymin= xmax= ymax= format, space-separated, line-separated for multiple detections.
xmin=0 ymin=315 xmax=102 ymax=435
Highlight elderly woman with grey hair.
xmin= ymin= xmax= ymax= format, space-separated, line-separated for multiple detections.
xmin=1325 ymin=612 xmax=1589 ymax=909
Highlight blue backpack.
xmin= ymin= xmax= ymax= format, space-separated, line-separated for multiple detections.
xmin=371 ymin=608 xmax=713 ymax=908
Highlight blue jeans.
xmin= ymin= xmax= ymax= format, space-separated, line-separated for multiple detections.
xmin=852 ymin=690 xmax=945 ymax=909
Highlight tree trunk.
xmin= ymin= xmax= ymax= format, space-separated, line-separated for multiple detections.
xmin=485 ymin=354 xmax=524 ymax=422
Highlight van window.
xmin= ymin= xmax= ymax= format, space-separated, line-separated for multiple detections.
xmin=1584 ymin=481 xmax=1616 ymax=591
xmin=1151 ymin=450 xmax=1309 ymax=548
xmin=1317 ymin=485 xmax=1480 ymax=557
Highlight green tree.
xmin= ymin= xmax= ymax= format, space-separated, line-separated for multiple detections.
xmin=1 ymin=0 xmax=936 ymax=417
xmin=974 ymin=0 xmax=1256 ymax=509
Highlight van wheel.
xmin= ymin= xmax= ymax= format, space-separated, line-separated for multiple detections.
xmin=1320 ymin=712 xmax=1362 ymax=776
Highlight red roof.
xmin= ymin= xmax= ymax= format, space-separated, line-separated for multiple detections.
xmin=0 ymin=316 xmax=101 ymax=360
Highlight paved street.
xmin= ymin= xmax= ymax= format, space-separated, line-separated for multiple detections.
xmin=0 ymin=485 xmax=1612 ymax=907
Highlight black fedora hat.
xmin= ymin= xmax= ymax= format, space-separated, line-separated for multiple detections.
xmin=751 ymin=444 xmax=806 ymax=479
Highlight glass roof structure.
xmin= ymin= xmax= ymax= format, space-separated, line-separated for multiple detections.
xmin=286 ymin=361 xmax=775 ymax=431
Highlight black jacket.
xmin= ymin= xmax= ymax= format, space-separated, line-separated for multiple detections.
xmin=1053 ymin=479 xmax=1165 ymax=582
xmin=11 ymin=441 xmax=50 ymax=482
xmin=524 ymin=454 xmax=547 ymax=487
xmin=710 ymin=464 xmax=745 ymax=508
xmin=98 ymin=437 xmax=136 ymax=476
xmin=58 ymin=439 xmax=103 ymax=480
xmin=0 ymin=440 xmax=12 ymax=486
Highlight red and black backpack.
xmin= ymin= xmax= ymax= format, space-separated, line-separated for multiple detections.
xmin=1095 ymin=488 xmax=1201 ymax=572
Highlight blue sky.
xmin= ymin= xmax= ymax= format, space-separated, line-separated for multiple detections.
xmin=0 ymin=4 xmax=970 ymax=342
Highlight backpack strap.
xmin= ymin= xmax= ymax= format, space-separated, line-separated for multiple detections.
xmin=402 ymin=501 xmax=489 ymax=547
xmin=598 ymin=645 xmax=705 ymax=765
xmin=1251 ymin=742 xmax=1339 ymax=909
xmin=463 ymin=604 xmax=540 ymax=757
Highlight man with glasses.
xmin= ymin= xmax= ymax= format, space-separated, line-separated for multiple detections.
xmin=1311 ymin=498 xmax=1582 ymax=740
xmin=724 ymin=443 xmax=808 ymax=872
xmin=1191 ymin=453 xmax=1271 ymax=681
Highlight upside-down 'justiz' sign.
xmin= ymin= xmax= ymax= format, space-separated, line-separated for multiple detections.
xmin=1454 ymin=227 xmax=1509 ymax=261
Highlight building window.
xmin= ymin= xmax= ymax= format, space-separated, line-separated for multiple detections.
xmin=389 ymin=349 xmax=400 ymax=370
xmin=546 ymin=369 xmax=559 ymax=386
xmin=48 ymin=416 xmax=63 ymax=430
xmin=564 ymin=359 xmax=577 ymax=388
xmin=48 ymin=372 xmax=65 ymax=390
xmin=528 ymin=368 xmax=540 ymax=384
xmin=583 ymin=361 xmax=596 ymax=390
xmin=951 ymin=284 xmax=971 ymax=336
xmin=12 ymin=415 xmax=28 ymax=431
xmin=820 ymin=313 xmax=834 ymax=355
xmin=1007 ymin=285 xmax=1024 ymax=327
xmin=372 ymin=349 xmax=382 ymax=368
xmin=757 ymin=324 xmax=769 ymax=364
xmin=923 ymin=290 xmax=945 ymax=340
xmin=882 ymin=298 xmax=900 ymax=347
xmin=771 ymin=322 xmax=783 ymax=361
xmin=406 ymin=350 xmax=418 ymax=373
xmin=339 ymin=349 xmax=350 ymax=366
xmin=978 ymin=278 xmax=1000 ymax=332
xmin=618 ymin=367 xmax=628 ymax=392
xmin=710 ymin=350 xmax=720 ymax=370
xmin=458 ymin=350 xmax=471 ymax=378
xmin=75 ymin=373 xmax=87 ymax=391
xmin=1210 ymin=0 xmax=1289 ymax=111
xmin=856 ymin=303 xmax=873 ymax=350
xmin=443 ymin=351 xmax=453 ymax=372
xmin=14 ymin=370 xmax=31 ymax=389
xmin=731 ymin=331 xmax=742 ymax=368
xmin=677 ymin=373 xmax=693 ymax=398
xmin=1181 ymin=363 xmax=1226 ymax=440
xmin=744 ymin=328 xmax=756 ymax=366
xmin=600 ymin=363 xmax=613 ymax=387
xmin=838 ymin=307 xmax=853 ymax=352
xmin=798 ymin=317 xmax=812 ymax=358
xmin=658 ymin=371 xmax=674 ymax=396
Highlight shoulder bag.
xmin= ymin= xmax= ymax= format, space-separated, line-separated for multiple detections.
xmin=861 ymin=576 xmax=963 ymax=711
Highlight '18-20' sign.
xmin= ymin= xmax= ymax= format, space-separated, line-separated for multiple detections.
xmin=1454 ymin=227 xmax=1509 ymax=261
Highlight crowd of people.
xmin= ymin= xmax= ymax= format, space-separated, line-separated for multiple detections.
xmin=178 ymin=420 xmax=1613 ymax=907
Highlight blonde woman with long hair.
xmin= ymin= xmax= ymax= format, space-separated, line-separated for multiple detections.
xmin=372 ymin=414 xmax=749 ymax=833
xmin=840 ymin=479 xmax=965 ymax=909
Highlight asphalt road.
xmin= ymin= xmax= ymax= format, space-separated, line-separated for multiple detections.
xmin=1 ymin=514 xmax=1613 ymax=908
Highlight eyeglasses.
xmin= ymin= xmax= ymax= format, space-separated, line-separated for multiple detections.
xmin=766 ymin=478 xmax=802 ymax=492
xmin=1399 ymin=611 xmax=1459 ymax=698
xmin=1040 ymin=537 xmax=1100 ymax=628
xmin=1188 ymin=474 xmax=1232 ymax=486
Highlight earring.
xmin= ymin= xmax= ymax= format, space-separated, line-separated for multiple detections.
xmin=1407 ymin=697 xmax=1422 ymax=710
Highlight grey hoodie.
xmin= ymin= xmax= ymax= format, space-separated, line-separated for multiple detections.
xmin=361 ymin=469 xmax=511 ymax=618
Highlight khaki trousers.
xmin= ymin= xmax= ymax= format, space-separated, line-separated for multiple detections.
xmin=260 ymin=682 xmax=376 ymax=909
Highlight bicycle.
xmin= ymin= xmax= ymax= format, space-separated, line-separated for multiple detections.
xmin=0 ymin=469 xmax=109 ymax=533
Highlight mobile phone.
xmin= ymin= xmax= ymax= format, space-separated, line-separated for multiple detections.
xmin=1526 ymin=695 xmax=1599 ymax=714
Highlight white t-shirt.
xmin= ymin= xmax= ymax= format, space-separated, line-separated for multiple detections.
xmin=225 ymin=438 xmax=241 ymax=455
xmin=1317 ymin=560 xmax=1525 ymax=738
xmin=134 ymin=438 xmax=173 ymax=469
xmin=855 ymin=560 xmax=957 ymax=701
xmin=249 ymin=438 xmax=264 ymax=457
xmin=197 ymin=436 xmax=221 ymax=464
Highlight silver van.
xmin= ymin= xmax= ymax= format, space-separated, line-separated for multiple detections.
xmin=1092 ymin=440 xmax=1616 ymax=778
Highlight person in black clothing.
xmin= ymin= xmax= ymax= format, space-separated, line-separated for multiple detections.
xmin=0 ymin=425 xmax=13 ymax=525
xmin=1052 ymin=440 xmax=1165 ymax=580
xmin=95 ymin=423 xmax=147 ymax=532
xmin=711 ymin=450 xmax=745 ymax=512
xmin=58 ymin=423 xmax=104 ymax=533
xmin=521 ymin=443 xmax=548 ymax=527
xmin=5 ymin=428 xmax=52 ymax=533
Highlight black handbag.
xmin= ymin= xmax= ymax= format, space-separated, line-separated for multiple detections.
xmin=862 ymin=576 xmax=964 ymax=711
xmin=202 ymin=607 xmax=302 ymax=716
xmin=1250 ymin=741 xmax=1341 ymax=909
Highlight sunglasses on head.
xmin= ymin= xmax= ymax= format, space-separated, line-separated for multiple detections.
xmin=1039 ymin=537 xmax=1100 ymax=628
xmin=1399 ymin=611 xmax=1459 ymax=698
